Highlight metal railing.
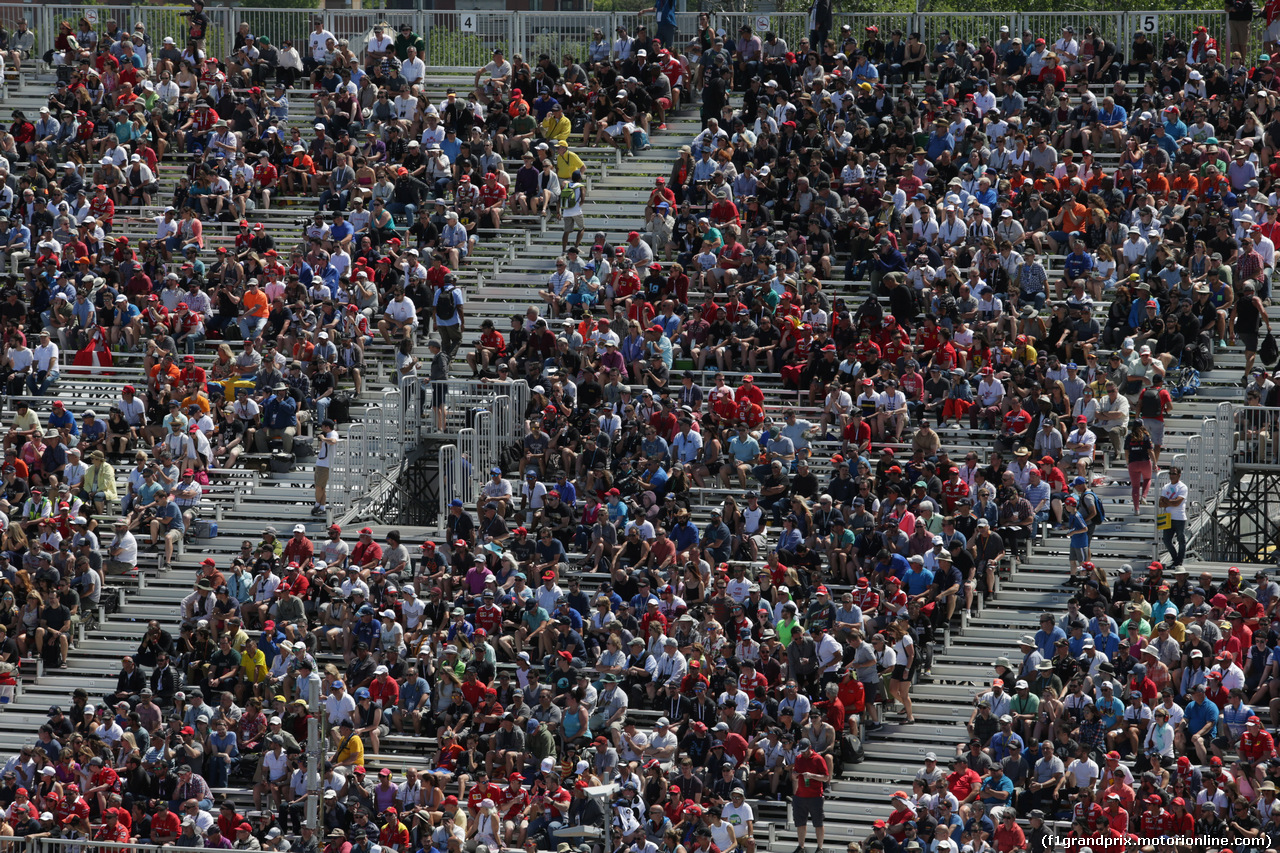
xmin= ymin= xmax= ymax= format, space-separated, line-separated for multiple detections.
xmin=438 ymin=442 xmax=474 ymax=522
xmin=1152 ymin=401 xmax=1235 ymax=562
xmin=1230 ymin=402 xmax=1280 ymax=467
xmin=0 ymin=6 xmax=1234 ymax=74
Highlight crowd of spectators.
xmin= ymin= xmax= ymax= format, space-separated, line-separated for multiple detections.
xmin=0 ymin=4 xmax=1277 ymax=853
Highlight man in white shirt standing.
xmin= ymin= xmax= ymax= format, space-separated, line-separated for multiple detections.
xmin=1158 ymin=466 xmax=1188 ymax=568
xmin=312 ymin=418 xmax=339 ymax=516
xmin=29 ymin=330 xmax=58 ymax=396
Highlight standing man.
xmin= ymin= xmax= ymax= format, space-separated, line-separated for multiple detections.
xmin=428 ymin=339 xmax=450 ymax=432
xmin=808 ymin=0 xmax=833 ymax=53
xmin=792 ymin=737 xmax=830 ymax=853
xmin=1227 ymin=0 xmax=1254 ymax=59
xmin=1158 ymin=466 xmax=1188 ymax=568
xmin=312 ymin=419 xmax=339 ymax=517
xmin=432 ymin=274 xmax=465 ymax=358
xmin=640 ymin=0 xmax=678 ymax=55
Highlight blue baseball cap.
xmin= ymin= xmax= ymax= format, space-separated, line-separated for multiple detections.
xmin=1072 ymin=476 xmax=1087 ymax=486
xmin=449 ymin=499 xmax=464 ymax=507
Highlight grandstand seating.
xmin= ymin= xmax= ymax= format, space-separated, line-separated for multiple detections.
xmin=0 ymin=35 xmax=1269 ymax=851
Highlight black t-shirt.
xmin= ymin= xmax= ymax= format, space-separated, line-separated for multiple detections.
xmin=41 ymin=604 xmax=70 ymax=632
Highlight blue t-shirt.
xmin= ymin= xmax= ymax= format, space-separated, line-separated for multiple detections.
xmin=155 ymin=502 xmax=185 ymax=533
xmin=329 ymin=221 xmax=354 ymax=244
xmin=903 ymin=567 xmax=935 ymax=596
xmin=1068 ymin=511 xmax=1089 ymax=548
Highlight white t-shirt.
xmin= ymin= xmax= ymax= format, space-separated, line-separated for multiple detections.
xmin=32 ymin=342 xmax=58 ymax=372
xmin=385 ymin=296 xmax=417 ymax=324
xmin=6 ymin=347 xmax=32 ymax=372
xmin=309 ymin=30 xmax=336 ymax=62
xmin=316 ymin=428 xmax=338 ymax=469
xmin=1161 ymin=480 xmax=1189 ymax=520
xmin=721 ymin=803 xmax=754 ymax=832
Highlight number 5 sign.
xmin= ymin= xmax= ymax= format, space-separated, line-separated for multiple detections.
xmin=460 ymin=13 xmax=477 ymax=32
xmin=1132 ymin=13 xmax=1159 ymax=35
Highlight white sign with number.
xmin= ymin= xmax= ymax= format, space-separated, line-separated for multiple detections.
xmin=1133 ymin=13 xmax=1159 ymax=35
xmin=756 ymin=15 xmax=770 ymax=32
xmin=84 ymin=8 xmax=98 ymax=24
xmin=460 ymin=13 xmax=477 ymax=32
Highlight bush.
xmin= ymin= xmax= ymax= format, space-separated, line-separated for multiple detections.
xmin=425 ymin=29 xmax=506 ymax=68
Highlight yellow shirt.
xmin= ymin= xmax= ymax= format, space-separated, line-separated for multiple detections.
xmin=10 ymin=410 xmax=39 ymax=432
xmin=239 ymin=648 xmax=268 ymax=684
xmin=333 ymin=733 xmax=365 ymax=767
xmin=556 ymin=150 xmax=585 ymax=181
xmin=83 ymin=462 xmax=118 ymax=503
xmin=541 ymin=114 xmax=571 ymax=144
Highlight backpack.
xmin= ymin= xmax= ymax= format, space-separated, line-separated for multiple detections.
xmin=1262 ymin=331 xmax=1279 ymax=369
xmin=435 ymin=285 xmax=456 ymax=321
xmin=841 ymin=733 xmax=865 ymax=766
xmin=1168 ymin=367 xmax=1201 ymax=401
xmin=1084 ymin=490 xmax=1106 ymax=524
xmin=560 ymin=181 xmax=579 ymax=210
xmin=1186 ymin=332 xmax=1214 ymax=372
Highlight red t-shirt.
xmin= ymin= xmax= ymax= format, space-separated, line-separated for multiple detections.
xmin=793 ymin=750 xmax=828 ymax=797
xmin=151 ymin=809 xmax=182 ymax=838
xmin=479 ymin=184 xmax=508 ymax=207
xmin=735 ymin=383 xmax=764 ymax=407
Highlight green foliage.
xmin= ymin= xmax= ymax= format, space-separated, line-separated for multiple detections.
xmin=426 ymin=29 xmax=506 ymax=67
xmin=591 ymin=0 xmax=655 ymax=11
xmin=250 ymin=0 xmax=321 ymax=8
xmin=775 ymin=0 xmax=1205 ymax=11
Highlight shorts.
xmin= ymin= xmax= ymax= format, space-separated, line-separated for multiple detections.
xmin=792 ymin=796 xmax=824 ymax=827
xmin=1143 ymin=417 xmax=1165 ymax=446
xmin=1240 ymin=330 xmax=1260 ymax=353
xmin=315 ymin=466 xmax=331 ymax=490
xmin=1212 ymin=734 xmax=1232 ymax=751
xmin=860 ymin=679 xmax=881 ymax=704
xmin=891 ymin=664 xmax=908 ymax=681
xmin=1070 ymin=546 xmax=1088 ymax=562
xmin=563 ymin=214 xmax=585 ymax=232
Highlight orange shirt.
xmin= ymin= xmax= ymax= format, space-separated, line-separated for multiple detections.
xmin=1171 ymin=174 xmax=1200 ymax=199
xmin=1061 ymin=201 xmax=1088 ymax=233
xmin=1144 ymin=173 xmax=1170 ymax=199
xmin=242 ymin=288 xmax=269 ymax=319
xmin=291 ymin=154 xmax=316 ymax=175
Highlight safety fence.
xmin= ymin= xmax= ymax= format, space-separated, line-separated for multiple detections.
xmin=0 ymin=6 xmax=1243 ymax=73
xmin=328 ymin=377 xmax=525 ymax=519
xmin=1228 ymin=402 xmax=1280 ymax=468
xmin=1153 ymin=400 xmax=1234 ymax=561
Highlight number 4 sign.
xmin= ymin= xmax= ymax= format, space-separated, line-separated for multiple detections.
xmin=460 ymin=13 xmax=477 ymax=32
